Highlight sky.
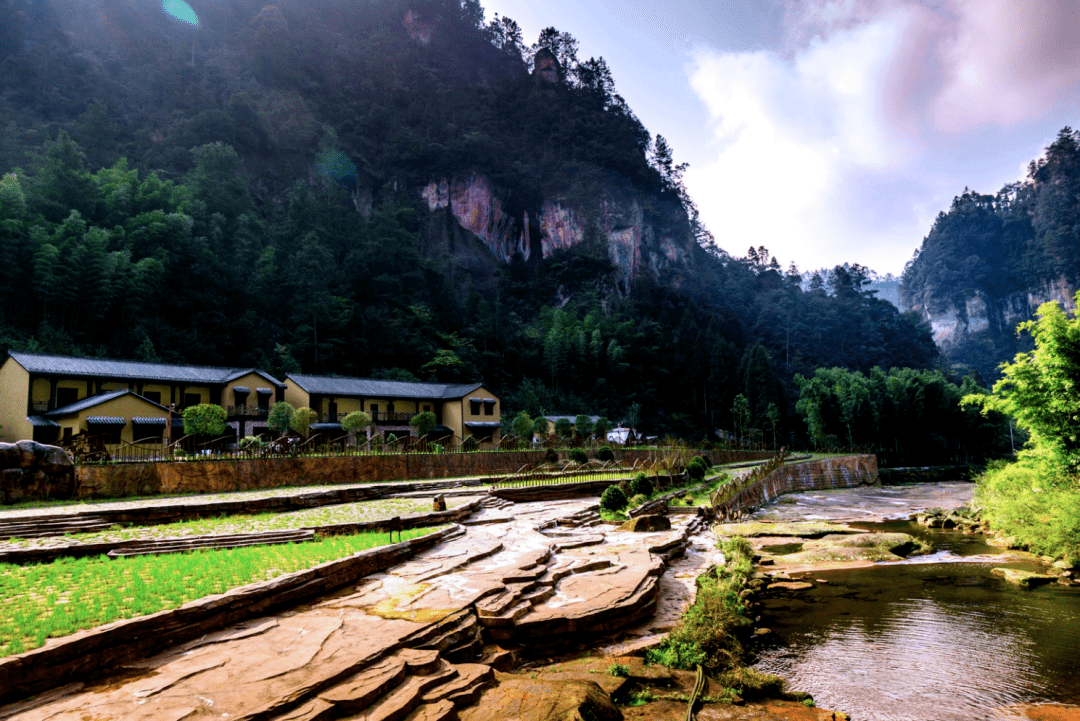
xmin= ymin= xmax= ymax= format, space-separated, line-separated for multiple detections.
xmin=481 ymin=0 xmax=1080 ymax=276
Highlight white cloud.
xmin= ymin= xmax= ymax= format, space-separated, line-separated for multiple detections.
xmin=685 ymin=13 xmax=920 ymax=273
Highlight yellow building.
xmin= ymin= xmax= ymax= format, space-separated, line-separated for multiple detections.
xmin=0 ymin=351 xmax=284 ymax=444
xmin=284 ymin=374 xmax=501 ymax=443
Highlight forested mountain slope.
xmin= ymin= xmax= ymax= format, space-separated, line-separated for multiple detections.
xmin=0 ymin=0 xmax=938 ymax=441
xmin=901 ymin=128 xmax=1080 ymax=381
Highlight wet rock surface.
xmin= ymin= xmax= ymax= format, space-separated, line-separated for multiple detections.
xmin=0 ymin=499 xmax=713 ymax=719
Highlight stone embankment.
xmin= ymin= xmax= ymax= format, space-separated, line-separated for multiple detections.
xmin=714 ymin=455 xmax=879 ymax=520
xmin=71 ymin=447 xmax=759 ymax=499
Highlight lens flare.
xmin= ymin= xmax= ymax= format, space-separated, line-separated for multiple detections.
xmin=162 ymin=0 xmax=198 ymax=26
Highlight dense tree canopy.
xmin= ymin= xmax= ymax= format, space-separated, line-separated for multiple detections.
xmin=0 ymin=0 xmax=943 ymax=445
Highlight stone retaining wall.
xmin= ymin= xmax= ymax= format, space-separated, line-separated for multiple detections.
xmin=0 ymin=524 xmax=463 ymax=706
xmin=713 ymin=455 xmax=879 ymax=518
xmin=0 ymin=500 xmax=482 ymax=566
xmin=73 ymin=448 xmax=728 ymax=499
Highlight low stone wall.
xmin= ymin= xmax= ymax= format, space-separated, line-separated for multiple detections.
xmin=73 ymin=448 xmax=714 ymax=499
xmin=0 ymin=442 xmax=74 ymax=504
xmin=0 ymin=500 xmax=482 ymax=566
xmin=491 ymin=479 xmax=615 ymax=502
xmin=0 ymin=524 xmax=464 ymax=706
xmin=713 ymin=455 xmax=879 ymax=518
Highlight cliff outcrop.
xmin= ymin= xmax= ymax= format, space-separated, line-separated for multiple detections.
xmin=904 ymin=276 xmax=1077 ymax=380
xmin=421 ymin=175 xmax=696 ymax=291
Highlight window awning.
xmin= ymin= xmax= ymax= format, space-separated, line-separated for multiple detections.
xmin=132 ymin=417 xmax=167 ymax=426
xmin=256 ymin=388 xmax=274 ymax=395
xmin=464 ymin=421 xmax=502 ymax=428
xmin=481 ymin=398 xmax=497 ymax=404
xmin=27 ymin=416 xmax=59 ymax=428
xmin=310 ymin=422 xmax=343 ymax=430
xmin=86 ymin=416 xmax=127 ymax=426
xmin=232 ymin=386 xmax=250 ymax=394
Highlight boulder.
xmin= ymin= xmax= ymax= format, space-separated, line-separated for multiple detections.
xmin=432 ymin=494 xmax=446 ymax=512
xmin=992 ymin=568 xmax=1058 ymax=588
xmin=619 ymin=514 xmax=671 ymax=532
xmin=0 ymin=442 xmax=76 ymax=504
xmin=459 ymin=677 xmax=622 ymax=721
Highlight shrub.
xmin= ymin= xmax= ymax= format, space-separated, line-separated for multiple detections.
xmin=342 ymin=411 xmax=371 ymax=434
xmin=409 ymin=411 xmax=437 ymax=437
xmin=691 ymin=455 xmax=709 ymax=469
xmin=570 ymin=448 xmax=588 ymax=464
xmin=238 ymin=436 xmax=263 ymax=452
xmin=630 ymin=472 xmax=653 ymax=497
xmin=687 ymin=462 xmax=706 ymax=481
xmin=290 ymin=406 xmax=318 ymax=437
xmin=597 ymin=445 xmax=615 ymax=462
xmin=181 ymin=404 xmax=227 ymax=437
xmin=629 ymin=493 xmax=647 ymax=507
xmin=554 ymin=418 xmax=573 ymax=438
xmin=700 ymin=455 xmax=712 ymax=468
xmin=267 ymin=402 xmax=294 ymax=436
xmin=600 ymin=485 xmax=628 ymax=512
xmin=617 ymin=479 xmax=632 ymax=497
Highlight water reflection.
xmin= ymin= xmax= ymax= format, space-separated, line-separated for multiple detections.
xmin=755 ymin=553 xmax=1080 ymax=720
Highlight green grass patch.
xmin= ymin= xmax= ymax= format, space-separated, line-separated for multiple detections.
xmin=646 ymin=536 xmax=754 ymax=673
xmin=0 ymin=526 xmax=442 ymax=657
xmin=2 ymin=498 xmax=475 ymax=548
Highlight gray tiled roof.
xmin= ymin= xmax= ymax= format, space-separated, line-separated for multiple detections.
xmin=45 ymin=390 xmax=168 ymax=417
xmin=8 ymin=351 xmax=283 ymax=387
xmin=287 ymin=374 xmax=488 ymax=400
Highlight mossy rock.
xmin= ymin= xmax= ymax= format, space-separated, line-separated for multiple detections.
xmin=714 ymin=521 xmax=856 ymax=538
xmin=779 ymin=532 xmax=930 ymax=564
xmin=991 ymin=568 xmax=1058 ymax=588
xmin=619 ymin=514 xmax=671 ymax=532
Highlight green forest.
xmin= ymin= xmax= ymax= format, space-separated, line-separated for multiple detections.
xmin=0 ymin=0 xmax=1011 ymax=461
xmin=901 ymin=127 xmax=1080 ymax=379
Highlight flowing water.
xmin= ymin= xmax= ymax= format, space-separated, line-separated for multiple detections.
xmin=747 ymin=482 xmax=1080 ymax=721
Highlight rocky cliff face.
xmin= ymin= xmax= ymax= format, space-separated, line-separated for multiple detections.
xmin=904 ymin=275 xmax=1077 ymax=378
xmin=421 ymin=175 xmax=696 ymax=291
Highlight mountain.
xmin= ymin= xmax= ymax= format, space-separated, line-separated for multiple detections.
xmin=0 ymin=0 xmax=939 ymax=441
xmin=901 ymin=128 xmax=1080 ymax=381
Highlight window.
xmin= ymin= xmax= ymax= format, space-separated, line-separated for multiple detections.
xmin=470 ymin=400 xmax=482 ymax=415
xmin=143 ymin=391 xmax=162 ymax=405
xmin=62 ymin=427 xmax=73 ymax=442
xmin=423 ymin=405 xmax=431 ymax=413
xmin=88 ymin=425 xmax=122 ymax=445
xmin=484 ymin=403 xmax=494 ymax=416
xmin=183 ymin=393 xmax=201 ymax=408
xmin=370 ymin=404 xmax=379 ymax=419
xmin=56 ymin=387 xmax=78 ymax=408
xmin=388 ymin=402 xmax=395 ymax=413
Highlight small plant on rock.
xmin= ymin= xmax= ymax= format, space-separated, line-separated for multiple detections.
xmin=601 ymin=484 xmax=628 ymax=512
xmin=607 ymin=662 xmax=630 ymax=677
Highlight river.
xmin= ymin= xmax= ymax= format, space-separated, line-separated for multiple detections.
xmin=745 ymin=481 xmax=1080 ymax=721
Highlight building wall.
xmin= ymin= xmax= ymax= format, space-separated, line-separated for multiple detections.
xmin=283 ymin=379 xmax=310 ymax=410
xmin=441 ymin=399 xmax=463 ymax=439
xmin=461 ymin=386 xmax=500 ymax=441
xmin=223 ymin=372 xmax=272 ymax=411
xmin=0 ymin=359 xmax=31 ymax=443
xmin=55 ymin=395 xmax=169 ymax=446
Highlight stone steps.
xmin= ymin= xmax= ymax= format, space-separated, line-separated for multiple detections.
xmin=0 ymin=515 xmax=114 ymax=540
xmin=280 ymin=644 xmax=494 ymax=721
xmin=106 ymin=528 xmax=315 ymax=558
